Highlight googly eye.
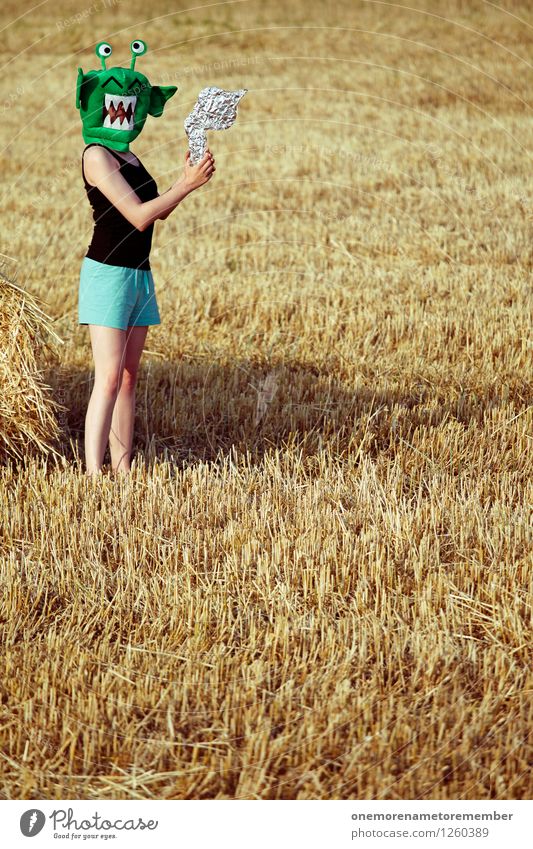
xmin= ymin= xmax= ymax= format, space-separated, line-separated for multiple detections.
xmin=130 ymin=39 xmax=147 ymax=56
xmin=95 ymin=41 xmax=113 ymax=59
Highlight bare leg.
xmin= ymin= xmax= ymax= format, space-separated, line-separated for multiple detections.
xmin=84 ymin=325 xmax=128 ymax=475
xmin=109 ymin=325 xmax=149 ymax=475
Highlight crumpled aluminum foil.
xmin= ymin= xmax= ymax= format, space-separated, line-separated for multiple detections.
xmin=184 ymin=86 xmax=247 ymax=164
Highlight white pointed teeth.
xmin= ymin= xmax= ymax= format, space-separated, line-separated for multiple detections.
xmin=103 ymin=93 xmax=137 ymax=131
xmin=104 ymin=93 xmax=137 ymax=110
xmin=103 ymin=114 xmax=134 ymax=130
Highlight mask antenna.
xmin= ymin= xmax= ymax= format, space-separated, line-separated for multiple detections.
xmin=130 ymin=39 xmax=148 ymax=71
xmin=95 ymin=41 xmax=113 ymax=71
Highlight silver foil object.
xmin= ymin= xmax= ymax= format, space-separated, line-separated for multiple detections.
xmin=184 ymin=86 xmax=247 ymax=164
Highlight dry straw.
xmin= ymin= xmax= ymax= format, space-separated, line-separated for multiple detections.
xmin=1 ymin=0 xmax=532 ymax=802
xmin=0 ymin=268 xmax=65 ymax=463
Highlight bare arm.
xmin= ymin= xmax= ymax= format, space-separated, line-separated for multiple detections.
xmin=157 ymin=149 xmax=215 ymax=221
xmin=157 ymin=186 xmax=182 ymax=221
xmin=83 ymin=147 xmax=216 ymax=232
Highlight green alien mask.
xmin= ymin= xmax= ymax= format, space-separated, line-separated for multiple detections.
xmin=76 ymin=39 xmax=178 ymax=152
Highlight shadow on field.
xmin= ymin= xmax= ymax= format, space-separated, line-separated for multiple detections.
xmin=43 ymin=356 xmax=503 ymax=472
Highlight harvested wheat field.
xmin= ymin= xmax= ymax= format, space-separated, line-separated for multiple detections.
xmin=0 ymin=0 xmax=531 ymax=801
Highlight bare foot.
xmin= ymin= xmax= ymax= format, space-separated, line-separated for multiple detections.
xmin=111 ymin=464 xmax=131 ymax=477
xmin=85 ymin=468 xmax=103 ymax=478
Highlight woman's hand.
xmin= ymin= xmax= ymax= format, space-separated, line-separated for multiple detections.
xmin=178 ymin=148 xmax=216 ymax=192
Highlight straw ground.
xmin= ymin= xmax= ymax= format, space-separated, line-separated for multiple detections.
xmin=0 ymin=0 xmax=531 ymax=799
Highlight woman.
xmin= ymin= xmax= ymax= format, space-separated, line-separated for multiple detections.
xmin=79 ymin=142 xmax=215 ymax=477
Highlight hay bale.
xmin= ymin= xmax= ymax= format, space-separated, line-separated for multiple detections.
xmin=0 ymin=269 xmax=66 ymax=463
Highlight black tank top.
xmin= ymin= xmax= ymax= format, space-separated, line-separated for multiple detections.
xmin=81 ymin=143 xmax=158 ymax=270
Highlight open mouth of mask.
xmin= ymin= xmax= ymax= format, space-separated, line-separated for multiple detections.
xmin=102 ymin=93 xmax=137 ymax=130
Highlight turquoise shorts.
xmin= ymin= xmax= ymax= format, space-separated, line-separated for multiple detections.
xmin=78 ymin=256 xmax=161 ymax=330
